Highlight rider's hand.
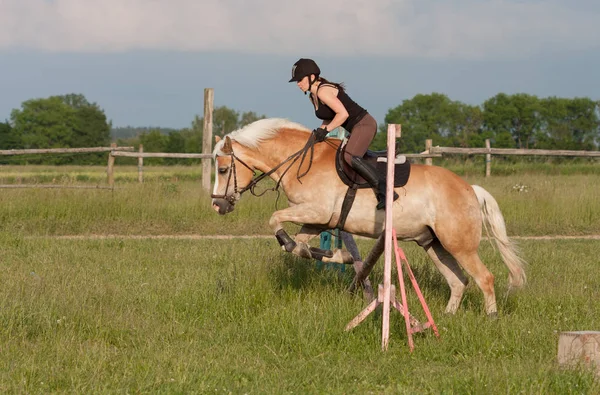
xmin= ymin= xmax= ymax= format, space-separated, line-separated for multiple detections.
xmin=312 ymin=127 xmax=328 ymax=142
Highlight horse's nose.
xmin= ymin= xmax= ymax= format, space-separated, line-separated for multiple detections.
xmin=211 ymin=198 xmax=234 ymax=215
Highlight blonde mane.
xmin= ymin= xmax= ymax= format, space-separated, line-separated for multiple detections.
xmin=213 ymin=118 xmax=310 ymax=156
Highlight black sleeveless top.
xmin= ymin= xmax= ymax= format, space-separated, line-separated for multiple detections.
xmin=311 ymin=83 xmax=368 ymax=132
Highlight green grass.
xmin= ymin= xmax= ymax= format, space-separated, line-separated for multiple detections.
xmin=1 ymin=235 xmax=599 ymax=393
xmin=1 ymin=164 xmax=600 ymax=393
xmin=0 ymin=164 xmax=202 ymax=184
xmin=1 ymin=170 xmax=599 ymax=237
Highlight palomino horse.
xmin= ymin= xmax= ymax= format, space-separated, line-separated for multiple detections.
xmin=211 ymin=118 xmax=526 ymax=317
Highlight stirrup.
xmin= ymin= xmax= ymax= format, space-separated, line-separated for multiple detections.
xmin=376 ymin=191 xmax=400 ymax=210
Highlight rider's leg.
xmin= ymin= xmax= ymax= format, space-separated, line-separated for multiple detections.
xmin=344 ymin=114 xmax=398 ymax=210
xmin=350 ymin=156 xmax=396 ymax=210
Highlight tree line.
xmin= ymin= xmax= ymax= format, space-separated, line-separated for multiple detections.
xmin=372 ymin=93 xmax=600 ymax=153
xmin=1 ymin=92 xmax=598 ymax=165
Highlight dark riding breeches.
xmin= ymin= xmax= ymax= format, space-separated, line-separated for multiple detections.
xmin=343 ymin=113 xmax=377 ymax=165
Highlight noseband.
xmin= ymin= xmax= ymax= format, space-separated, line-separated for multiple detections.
xmin=210 ymin=151 xmax=257 ymax=204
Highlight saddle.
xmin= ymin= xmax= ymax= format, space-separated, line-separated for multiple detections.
xmin=331 ymin=139 xmax=411 ymax=230
xmin=335 ymin=140 xmax=411 ymax=189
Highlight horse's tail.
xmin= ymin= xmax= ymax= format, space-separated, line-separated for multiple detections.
xmin=471 ymin=184 xmax=527 ymax=289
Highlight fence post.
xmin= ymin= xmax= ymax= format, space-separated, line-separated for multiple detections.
xmin=485 ymin=139 xmax=491 ymax=177
xmin=202 ymin=88 xmax=214 ymax=192
xmin=107 ymin=142 xmax=116 ymax=187
xmin=425 ymin=139 xmax=432 ymax=166
xmin=138 ymin=144 xmax=144 ymax=183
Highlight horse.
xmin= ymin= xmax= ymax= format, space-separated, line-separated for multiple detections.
xmin=210 ymin=118 xmax=526 ymax=317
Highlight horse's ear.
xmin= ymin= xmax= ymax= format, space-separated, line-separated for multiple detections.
xmin=222 ymin=136 xmax=233 ymax=154
xmin=215 ymin=136 xmax=221 ymax=143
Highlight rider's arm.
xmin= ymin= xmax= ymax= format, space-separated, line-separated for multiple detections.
xmin=317 ymin=86 xmax=348 ymax=131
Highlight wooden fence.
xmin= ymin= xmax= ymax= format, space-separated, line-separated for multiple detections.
xmin=1 ymin=88 xmax=217 ymax=190
xmin=0 ymin=146 xmax=135 ymax=189
xmin=422 ymin=138 xmax=600 ymax=177
xmin=109 ymin=146 xmax=212 ymax=186
xmin=107 ymin=87 xmax=215 ymax=187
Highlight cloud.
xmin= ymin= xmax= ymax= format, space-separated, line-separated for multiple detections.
xmin=0 ymin=0 xmax=598 ymax=59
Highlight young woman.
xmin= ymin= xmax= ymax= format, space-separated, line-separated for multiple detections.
xmin=288 ymin=58 xmax=396 ymax=210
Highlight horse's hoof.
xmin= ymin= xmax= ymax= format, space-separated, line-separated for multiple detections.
xmin=347 ymin=281 xmax=357 ymax=295
xmin=322 ymin=249 xmax=353 ymax=265
xmin=487 ymin=312 xmax=499 ymax=320
xmin=292 ymin=243 xmax=312 ymax=259
xmin=363 ymin=285 xmax=375 ymax=301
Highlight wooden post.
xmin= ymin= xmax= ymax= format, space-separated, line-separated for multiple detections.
xmin=425 ymin=139 xmax=432 ymax=166
xmin=138 ymin=144 xmax=144 ymax=183
xmin=202 ymin=88 xmax=214 ymax=192
xmin=346 ymin=123 xmax=438 ymax=351
xmin=558 ymin=331 xmax=600 ymax=376
xmin=382 ymin=124 xmax=401 ymax=351
xmin=485 ymin=139 xmax=491 ymax=177
xmin=107 ymin=142 xmax=116 ymax=187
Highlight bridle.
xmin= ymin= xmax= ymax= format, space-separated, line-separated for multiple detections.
xmin=210 ymin=134 xmax=325 ymax=205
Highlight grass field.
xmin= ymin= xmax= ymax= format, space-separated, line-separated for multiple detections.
xmin=1 ymin=164 xmax=600 ymax=393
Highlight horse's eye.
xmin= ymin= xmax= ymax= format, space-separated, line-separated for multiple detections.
xmin=218 ymin=167 xmax=228 ymax=175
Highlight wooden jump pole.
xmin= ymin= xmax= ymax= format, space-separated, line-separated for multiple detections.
xmin=345 ymin=124 xmax=439 ymax=352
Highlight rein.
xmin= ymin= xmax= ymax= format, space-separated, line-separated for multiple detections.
xmin=211 ymin=133 xmax=327 ymax=203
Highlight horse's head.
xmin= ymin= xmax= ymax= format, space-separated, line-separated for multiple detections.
xmin=210 ymin=117 xmax=319 ymax=215
xmin=211 ymin=136 xmax=256 ymax=215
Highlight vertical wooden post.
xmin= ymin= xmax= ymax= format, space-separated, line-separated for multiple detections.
xmin=138 ymin=144 xmax=144 ymax=183
xmin=202 ymin=88 xmax=214 ymax=192
xmin=107 ymin=142 xmax=116 ymax=187
xmin=425 ymin=139 xmax=432 ymax=166
xmin=485 ymin=139 xmax=491 ymax=177
xmin=382 ymin=124 xmax=401 ymax=351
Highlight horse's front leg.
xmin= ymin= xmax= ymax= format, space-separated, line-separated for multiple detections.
xmin=269 ymin=206 xmax=353 ymax=264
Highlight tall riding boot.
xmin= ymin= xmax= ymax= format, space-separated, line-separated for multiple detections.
xmin=350 ymin=156 xmax=399 ymax=210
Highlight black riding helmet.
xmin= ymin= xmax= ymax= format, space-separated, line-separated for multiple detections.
xmin=289 ymin=58 xmax=320 ymax=94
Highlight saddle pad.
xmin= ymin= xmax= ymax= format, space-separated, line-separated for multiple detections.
xmin=335 ymin=144 xmax=411 ymax=189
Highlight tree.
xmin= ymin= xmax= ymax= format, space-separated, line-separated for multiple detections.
xmin=71 ymin=104 xmax=111 ymax=148
xmin=239 ymin=111 xmax=266 ymax=127
xmin=213 ymin=106 xmax=240 ymax=137
xmin=58 ymin=94 xmax=111 ymax=148
xmin=564 ymin=97 xmax=598 ymax=150
xmin=483 ymin=93 xmax=541 ymax=149
xmin=139 ymin=129 xmax=169 ymax=152
xmin=165 ymin=130 xmax=186 ymax=153
xmin=0 ymin=120 xmax=20 ymax=149
xmin=382 ymin=93 xmax=479 ymax=152
xmin=139 ymin=129 xmax=169 ymax=165
xmin=451 ymin=104 xmax=487 ymax=148
xmin=10 ymin=96 xmax=78 ymax=149
xmin=60 ymin=93 xmax=92 ymax=109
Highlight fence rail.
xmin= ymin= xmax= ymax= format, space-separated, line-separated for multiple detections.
xmin=0 ymin=146 xmax=134 ymax=156
xmin=0 ymin=184 xmax=115 ymax=190
xmin=422 ymin=138 xmax=600 ymax=177
xmin=111 ymin=151 xmax=211 ymax=159
xmin=429 ymin=146 xmax=600 ymax=157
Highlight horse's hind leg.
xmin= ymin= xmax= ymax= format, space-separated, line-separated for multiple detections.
xmin=452 ymin=250 xmax=497 ymax=317
xmin=424 ymin=240 xmax=469 ymax=314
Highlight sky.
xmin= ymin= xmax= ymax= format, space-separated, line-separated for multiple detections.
xmin=1 ymin=0 xmax=599 ymax=130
